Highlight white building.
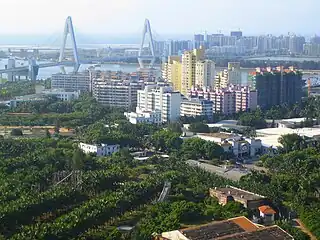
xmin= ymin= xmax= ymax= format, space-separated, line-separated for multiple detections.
xmin=197 ymin=133 xmax=263 ymax=158
xmin=51 ymin=72 xmax=91 ymax=92
xmin=137 ymin=84 xmax=181 ymax=122
xmin=79 ymin=143 xmax=120 ymax=157
xmin=92 ymin=78 xmax=143 ymax=110
xmin=195 ymin=60 xmax=216 ymax=88
xmin=42 ymin=89 xmax=80 ymax=101
xmin=124 ymin=109 xmax=161 ymax=124
xmin=256 ymin=126 xmax=320 ymax=148
xmin=277 ymin=118 xmax=314 ymax=128
xmin=180 ymin=97 xmax=213 ymax=120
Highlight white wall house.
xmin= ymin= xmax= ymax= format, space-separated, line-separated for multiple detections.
xmin=79 ymin=143 xmax=120 ymax=157
xmin=197 ymin=133 xmax=263 ymax=158
xmin=42 ymin=89 xmax=80 ymax=101
xmin=259 ymin=205 xmax=276 ymax=224
xmin=124 ymin=109 xmax=161 ymax=124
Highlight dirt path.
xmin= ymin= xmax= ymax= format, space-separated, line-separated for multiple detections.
xmin=294 ymin=219 xmax=317 ymax=240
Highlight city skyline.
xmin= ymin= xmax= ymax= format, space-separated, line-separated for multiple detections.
xmin=1 ymin=0 xmax=320 ymax=38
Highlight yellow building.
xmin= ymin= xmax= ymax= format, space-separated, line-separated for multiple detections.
xmin=162 ymin=56 xmax=183 ymax=92
xmin=181 ymin=46 xmax=205 ymax=95
xmin=195 ymin=60 xmax=216 ymax=88
xmin=214 ymin=69 xmax=229 ymax=89
xmin=162 ymin=47 xmax=207 ymax=95
xmin=170 ymin=61 xmax=182 ymax=92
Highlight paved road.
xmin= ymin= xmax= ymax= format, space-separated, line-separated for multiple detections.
xmin=187 ymin=160 xmax=248 ymax=181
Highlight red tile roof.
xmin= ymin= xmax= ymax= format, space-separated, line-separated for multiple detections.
xmin=259 ymin=205 xmax=276 ymax=214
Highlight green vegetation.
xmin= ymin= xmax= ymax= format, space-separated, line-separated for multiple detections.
xmin=0 ymin=93 xmax=319 ymax=239
xmin=0 ymin=81 xmax=37 ymax=100
xmin=0 ymin=95 xmax=126 ymax=127
xmin=188 ymin=122 xmax=210 ymax=133
xmin=0 ymin=137 xmax=243 ymax=239
xmin=242 ymin=146 xmax=320 ymax=239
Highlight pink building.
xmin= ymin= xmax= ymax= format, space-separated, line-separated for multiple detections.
xmin=188 ymin=85 xmax=257 ymax=115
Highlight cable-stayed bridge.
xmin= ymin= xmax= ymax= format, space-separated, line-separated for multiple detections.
xmin=0 ymin=16 xmax=159 ymax=81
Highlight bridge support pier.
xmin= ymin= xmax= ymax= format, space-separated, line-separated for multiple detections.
xmin=28 ymin=59 xmax=39 ymax=81
xmin=59 ymin=16 xmax=80 ymax=73
xmin=138 ymin=19 xmax=156 ymax=70
xmin=7 ymin=59 xmax=16 ymax=81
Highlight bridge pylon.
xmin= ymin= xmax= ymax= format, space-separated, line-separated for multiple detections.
xmin=138 ymin=19 xmax=156 ymax=70
xmin=59 ymin=16 xmax=80 ymax=73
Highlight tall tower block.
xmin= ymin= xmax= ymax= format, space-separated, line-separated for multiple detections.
xmin=59 ymin=16 xmax=80 ymax=73
xmin=138 ymin=19 xmax=156 ymax=70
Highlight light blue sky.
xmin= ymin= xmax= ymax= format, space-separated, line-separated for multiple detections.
xmin=1 ymin=0 xmax=319 ymax=36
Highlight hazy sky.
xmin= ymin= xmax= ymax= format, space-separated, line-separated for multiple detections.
xmin=1 ymin=0 xmax=319 ymax=36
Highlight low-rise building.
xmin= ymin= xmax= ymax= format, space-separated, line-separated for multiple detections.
xmin=256 ymin=127 xmax=320 ymax=148
xmin=5 ymin=88 xmax=80 ymax=108
xmin=154 ymin=216 xmax=293 ymax=240
xmin=124 ymin=109 xmax=161 ymax=124
xmin=197 ymin=133 xmax=262 ymax=158
xmin=42 ymin=89 xmax=80 ymax=101
xmin=209 ymin=186 xmax=268 ymax=210
xmin=79 ymin=143 xmax=120 ymax=157
xmin=180 ymin=97 xmax=213 ymax=120
xmin=259 ymin=205 xmax=276 ymax=224
xmin=277 ymin=117 xmax=315 ymax=128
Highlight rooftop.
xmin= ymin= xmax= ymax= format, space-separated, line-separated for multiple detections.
xmin=180 ymin=216 xmax=258 ymax=240
xmin=256 ymin=127 xmax=320 ymax=147
xmin=215 ymin=226 xmax=293 ymax=240
xmin=211 ymin=186 xmax=266 ymax=201
xmin=259 ymin=205 xmax=276 ymax=215
xmin=155 ymin=217 xmax=293 ymax=240
xmin=198 ymin=132 xmax=232 ymax=139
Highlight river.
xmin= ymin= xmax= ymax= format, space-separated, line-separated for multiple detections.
xmin=0 ymin=59 xmax=145 ymax=80
xmin=0 ymin=59 xmax=315 ymax=85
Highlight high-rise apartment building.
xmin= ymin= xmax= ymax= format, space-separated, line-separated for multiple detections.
xmin=180 ymin=97 xmax=213 ymax=120
xmin=51 ymin=72 xmax=91 ymax=92
xmin=162 ymin=56 xmax=182 ymax=92
xmin=167 ymin=40 xmax=192 ymax=56
xmin=228 ymin=62 xmax=242 ymax=85
xmin=303 ymin=43 xmax=320 ymax=56
xmin=137 ymin=84 xmax=182 ymax=122
xmin=231 ymin=31 xmax=243 ymax=39
xmin=214 ymin=69 xmax=229 ymax=89
xmin=252 ymin=67 xmax=304 ymax=109
xmin=288 ymin=35 xmax=305 ymax=54
xmin=194 ymin=34 xmax=205 ymax=49
xmin=181 ymin=47 xmax=205 ymax=95
xmin=195 ymin=60 xmax=216 ymax=88
xmin=92 ymin=78 xmax=143 ymax=110
xmin=188 ymin=85 xmax=257 ymax=115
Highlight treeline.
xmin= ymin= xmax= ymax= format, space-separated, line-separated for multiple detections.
xmin=0 ymin=95 xmax=127 ymax=127
xmin=237 ymin=96 xmax=320 ymax=129
xmin=0 ymin=81 xmax=36 ymax=100
xmin=0 ymin=136 xmax=246 ymax=239
xmin=239 ymin=139 xmax=320 ymax=239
